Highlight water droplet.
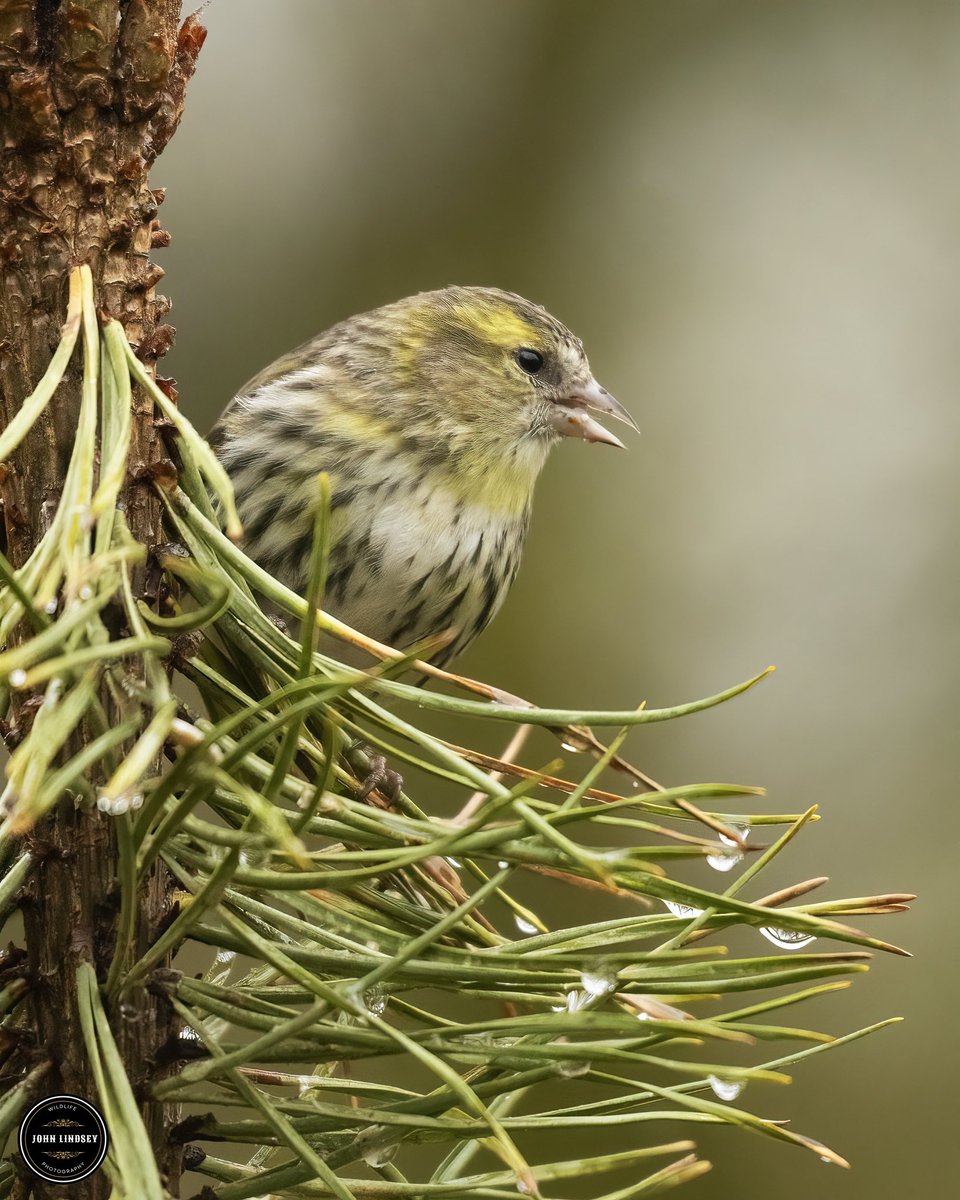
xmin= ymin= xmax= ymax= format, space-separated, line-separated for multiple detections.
xmin=706 ymin=828 xmax=748 ymax=872
xmin=705 ymin=849 xmax=741 ymax=872
xmin=497 ymin=860 xmax=510 ymax=869
xmin=580 ymin=962 xmax=616 ymax=997
xmin=514 ymin=915 xmax=537 ymax=935
xmin=8 ymin=669 xmax=26 ymax=689
xmin=759 ymin=926 xmax=816 ymax=950
xmin=558 ymin=1059 xmax=590 ymax=1078
xmin=98 ymin=793 xmax=133 ymax=816
xmin=364 ymin=987 xmax=388 ymax=1017
xmin=707 ymin=1074 xmax=744 ymax=1101
xmin=663 ymin=899 xmax=704 ymax=919
xmin=363 ymin=1144 xmax=398 ymax=1168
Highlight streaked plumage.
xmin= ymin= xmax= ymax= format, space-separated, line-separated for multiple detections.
xmin=210 ymin=286 xmax=633 ymax=665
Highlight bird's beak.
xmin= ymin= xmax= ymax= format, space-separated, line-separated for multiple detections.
xmin=547 ymin=377 xmax=638 ymax=448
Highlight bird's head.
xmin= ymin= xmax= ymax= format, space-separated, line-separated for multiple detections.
xmin=382 ymin=287 xmax=636 ymax=465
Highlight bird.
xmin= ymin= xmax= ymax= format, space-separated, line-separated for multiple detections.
xmin=210 ymin=286 xmax=635 ymax=669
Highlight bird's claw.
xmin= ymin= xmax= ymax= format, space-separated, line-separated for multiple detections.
xmin=356 ymin=751 xmax=403 ymax=807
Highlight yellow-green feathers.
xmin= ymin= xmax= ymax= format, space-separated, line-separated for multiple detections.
xmin=212 ymin=285 xmax=611 ymax=660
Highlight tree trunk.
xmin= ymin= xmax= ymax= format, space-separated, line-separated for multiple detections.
xmin=0 ymin=4 xmax=203 ymax=1195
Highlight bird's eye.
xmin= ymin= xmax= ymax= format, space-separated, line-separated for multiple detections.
xmin=516 ymin=347 xmax=544 ymax=375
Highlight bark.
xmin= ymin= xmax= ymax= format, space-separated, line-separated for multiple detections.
xmin=0 ymin=4 xmax=204 ymax=1195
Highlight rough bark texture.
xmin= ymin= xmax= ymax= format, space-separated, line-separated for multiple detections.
xmin=0 ymin=4 xmax=204 ymax=1195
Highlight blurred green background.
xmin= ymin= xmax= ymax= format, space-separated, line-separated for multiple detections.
xmin=159 ymin=1 xmax=956 ymax=1195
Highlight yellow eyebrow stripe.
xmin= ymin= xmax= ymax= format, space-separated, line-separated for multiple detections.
xmin=451 ymin=301 xmax=540 ymax=349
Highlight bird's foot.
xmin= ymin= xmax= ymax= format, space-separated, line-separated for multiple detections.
xmin=355 ymin=749 xmax=403 ymax=807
